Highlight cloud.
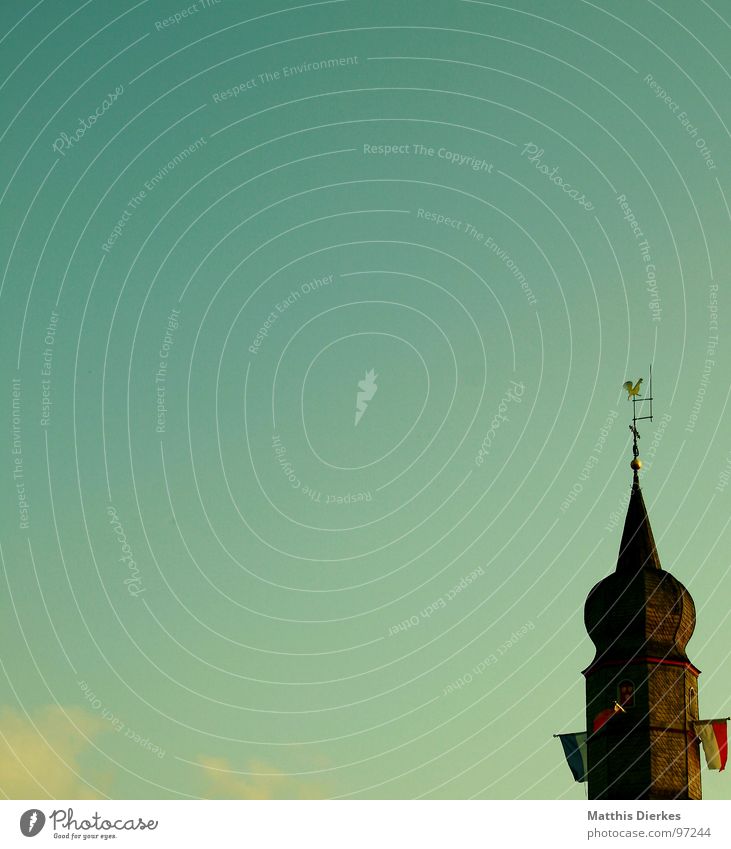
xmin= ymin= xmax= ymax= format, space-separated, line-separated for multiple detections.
xmin=197 ymin=756 xmax=329 ymax=800
xmin=0 ymin=705 xmax=109 ymax=799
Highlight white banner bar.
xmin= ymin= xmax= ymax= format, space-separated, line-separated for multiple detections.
xmin=2 ymin=800 xmax=730 ymax=848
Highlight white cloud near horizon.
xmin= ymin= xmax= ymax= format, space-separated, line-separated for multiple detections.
xmin=0 ymin=704 xmax=109 ymax=799
xmin=197 ymin=755 xmax=329 ymax=799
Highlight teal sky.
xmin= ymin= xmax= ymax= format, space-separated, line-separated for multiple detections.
xmin=1 ymin=0 xmax=730 ymax=800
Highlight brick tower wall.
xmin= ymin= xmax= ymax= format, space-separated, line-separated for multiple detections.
xmin=647 ymin=665 xmax=700 ymax=799
xmin=586 ymin=662 xmax=700 ymax=799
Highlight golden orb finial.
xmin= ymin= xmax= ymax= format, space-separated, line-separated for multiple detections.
xmin=630 ymin=457 xmax=642 ymax=471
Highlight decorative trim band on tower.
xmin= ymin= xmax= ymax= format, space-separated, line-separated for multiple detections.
xmin=582 ymin=656 xmax=702 ymax=678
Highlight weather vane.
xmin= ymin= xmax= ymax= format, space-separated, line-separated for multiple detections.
xmin=623 ymin=365 xmax=653 ymax=473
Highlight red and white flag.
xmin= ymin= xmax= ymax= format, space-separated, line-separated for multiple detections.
xmin=694 ymin=720 xmax=728 ymax=771
xmin=592 ymin=702 xmax=625 ymax=733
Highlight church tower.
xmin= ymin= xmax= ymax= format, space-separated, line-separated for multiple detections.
xmin=583 ymin=457 xmax=702 ymax=799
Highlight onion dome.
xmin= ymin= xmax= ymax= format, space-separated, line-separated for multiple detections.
xmin=584 ymin=471 xmax=695 ymax=668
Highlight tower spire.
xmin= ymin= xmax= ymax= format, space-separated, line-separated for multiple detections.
xmin=618 ymin=366 xmax=659 ymax=572
xmin=617 ymin=365 xmax=662 ymax=572
xmin=616 ymin=473 xmax=661 ymax=572
xmin=580 ymin=368 xmax=703 ymax=799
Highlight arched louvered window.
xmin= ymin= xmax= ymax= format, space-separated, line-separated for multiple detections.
xmin=618 ymin=679 xmax=635 ymax=708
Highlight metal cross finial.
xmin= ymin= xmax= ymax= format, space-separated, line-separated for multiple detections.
xmin=629 ymin=424 xmax=640 ymax=458
xmin=624 ymin=365 xmax=654 ymax=472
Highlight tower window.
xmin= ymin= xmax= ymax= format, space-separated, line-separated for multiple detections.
xmin=618 ymin=680 xmax=635 ymax=708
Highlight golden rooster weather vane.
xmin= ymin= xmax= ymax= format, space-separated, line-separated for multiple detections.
xmin=623 ymin=366 xmax=653 ymax=472
xmin=623 ymin=378 xmax=643 ymax=400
